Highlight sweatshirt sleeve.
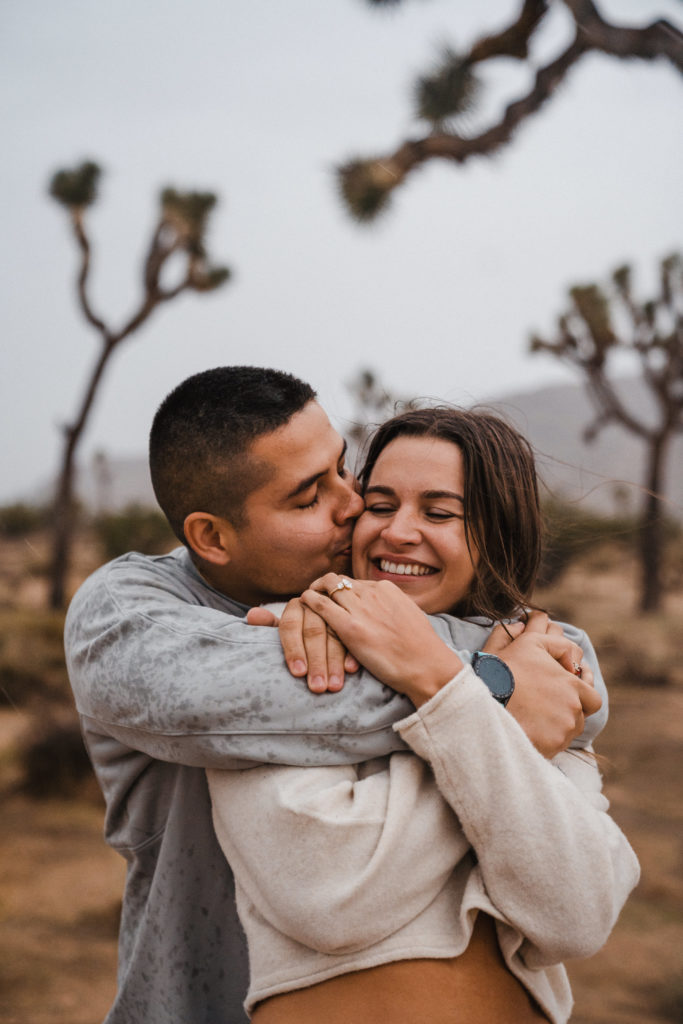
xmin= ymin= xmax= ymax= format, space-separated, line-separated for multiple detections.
xmin=65 ymin=555 xmax=415 ymax=769
xmin=396 ymin=666 xmax=640 ymax=964
xmin=207 ymin=754 xmax=471 ymax=954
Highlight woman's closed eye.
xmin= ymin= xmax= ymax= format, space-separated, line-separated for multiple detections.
xmin=365 ymin=502 xmax=397 ymax=517
xmin=426 ymin=508 xmax=462 ymax=521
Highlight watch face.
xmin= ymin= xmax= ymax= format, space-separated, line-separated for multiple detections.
xmin=472 ymin=653 xmax=515 ymax=703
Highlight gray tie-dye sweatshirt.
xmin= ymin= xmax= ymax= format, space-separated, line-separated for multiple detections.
xmin=64 ymin=546 xmax=607 ymax=1024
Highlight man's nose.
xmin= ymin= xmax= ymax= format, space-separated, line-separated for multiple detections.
xmin=334 ymin=479 xmax=364 ymax=524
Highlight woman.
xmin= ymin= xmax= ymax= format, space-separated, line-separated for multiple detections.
xmin=207 ymin=408 xmax=639 ymax=1023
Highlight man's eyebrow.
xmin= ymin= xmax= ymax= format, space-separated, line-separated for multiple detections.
xmin=285 ymin=440 xmax=348 ymax=500
xmin=365 ymin=485 xmax=463 ymax=503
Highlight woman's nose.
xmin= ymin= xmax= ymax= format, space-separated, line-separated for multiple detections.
xmin=380 ymin=511 xmax=421 ymax=545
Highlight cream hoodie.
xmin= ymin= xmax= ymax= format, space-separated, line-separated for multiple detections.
xmin=208 ymin=665 xmax=639 ymax=1023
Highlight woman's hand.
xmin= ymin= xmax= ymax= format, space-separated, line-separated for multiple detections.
xmin=300 ymin=574 xmax=464 ymax=706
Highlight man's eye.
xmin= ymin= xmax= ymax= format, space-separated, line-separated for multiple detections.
xmin=299 ymin=494 xmax=320 ymax=510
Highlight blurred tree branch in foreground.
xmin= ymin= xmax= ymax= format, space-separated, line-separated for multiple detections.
xmin=339 ymin=0 xmax=682 ymax=221
xmin=530 ymin=252 xmax=683 ymax=612
xmin=48 ymin=160 xmax=231 ymax=608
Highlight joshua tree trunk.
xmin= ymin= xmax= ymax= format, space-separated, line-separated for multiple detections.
xmin=50 ymin=340 xmax=116 ymax=608
xmin=47 ymin=161 xmax=230 ymax=608
xmin=639 ymin=433 xmax=669 ymax=613
xmin=530 ymin=254 xmax=682 ymax=615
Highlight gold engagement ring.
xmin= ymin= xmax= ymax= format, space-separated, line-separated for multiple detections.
xmin=329 ymin=578 xmax=353 ymax=595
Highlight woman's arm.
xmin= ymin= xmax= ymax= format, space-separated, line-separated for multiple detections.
xmin=209 ymin=663 xmax=637 ymax=963
xmin=396 ymin=668 xmax=640 ymax=964
xmin=295 ymin=577 xmax=638 ymax=959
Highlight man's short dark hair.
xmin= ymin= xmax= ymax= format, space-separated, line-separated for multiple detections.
xmin=150 ymin=366 xmax=316 ymax=543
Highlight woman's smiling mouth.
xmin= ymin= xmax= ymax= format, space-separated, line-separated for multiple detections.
xmin=375 ymin=559 xmax=437 ymax=577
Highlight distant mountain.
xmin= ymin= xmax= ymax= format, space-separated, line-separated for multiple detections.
xmin=487 ymin=378 xmax=682 ymax=519
xmin=30 ymin=378 xmax=683 ymax=519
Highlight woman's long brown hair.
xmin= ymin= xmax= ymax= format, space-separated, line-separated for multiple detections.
xmin=360 ymin=407 xmax=543 ymax=622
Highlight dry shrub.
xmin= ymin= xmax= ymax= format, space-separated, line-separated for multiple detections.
xmin=19 ymin=713 xmax=94 ymax=799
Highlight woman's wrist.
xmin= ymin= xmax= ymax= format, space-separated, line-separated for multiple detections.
xmin=402 ymin=649 xmax=465 ymax=707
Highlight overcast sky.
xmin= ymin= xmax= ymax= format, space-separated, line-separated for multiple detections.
xmin=2 ymin=0 xmax=681 ymax=503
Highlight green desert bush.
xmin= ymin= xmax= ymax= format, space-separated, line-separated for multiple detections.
xmin=0 ymin=503 xmax=48 ymax=537
xmin=538 ymin=498 xmax=682 ymax=586
xmin=93 ymin=504 xmax=175 ymax=560
xmin=18 ymin=714 xmax=93 ymax=799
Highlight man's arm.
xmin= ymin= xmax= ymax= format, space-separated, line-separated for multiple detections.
xmin=67 ymin=553 xmax=599 ymax=771
xmin=65 ymin=553 xmax=416 ymax=770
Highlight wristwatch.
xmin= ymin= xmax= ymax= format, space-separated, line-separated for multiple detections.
xmin=471 ymin=652 xmax=515 ymax=707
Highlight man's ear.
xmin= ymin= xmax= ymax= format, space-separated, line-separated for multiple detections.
xmin=183 ymin=512 xmax=235 ymax=566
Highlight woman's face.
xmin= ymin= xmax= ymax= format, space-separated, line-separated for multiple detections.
xmin=352 ymin=435 xmax=479 ymax=615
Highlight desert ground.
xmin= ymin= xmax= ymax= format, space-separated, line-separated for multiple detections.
xmin=1 ymin=530 xmax=682 ymax=1023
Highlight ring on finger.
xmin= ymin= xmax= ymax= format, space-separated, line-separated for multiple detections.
xmin=572 ymin=661 xmax=583 ymax=677
xmin=328 ymin=578 xmax=353 ymax=596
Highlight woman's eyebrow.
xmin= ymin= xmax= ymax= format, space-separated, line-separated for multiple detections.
xmin=364 ymin=485 xmax=463 ymax=503
xmin=423 ymin=490 xmax=464 ymax=503
xmin=364 ymin=485 xmax=395 ymax=497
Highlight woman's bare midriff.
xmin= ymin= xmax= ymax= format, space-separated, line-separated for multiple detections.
xmin=251 ymin=912 xmax=549 ymax=1024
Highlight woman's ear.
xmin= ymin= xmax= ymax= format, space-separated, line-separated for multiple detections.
xmin=183 ymin=512 xmax=235 ymax=565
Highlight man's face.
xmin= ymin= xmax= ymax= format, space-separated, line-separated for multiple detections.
xmin=218 ymin=401 xmax=363 ymax=606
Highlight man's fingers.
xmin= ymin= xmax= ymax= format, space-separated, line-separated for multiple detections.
xmin=246 ymin=607 xmax=279 ymax=627
xmin=278 ymin=600 xmax=310 ymax=678
xmin=344 ymin=653 xmax=360 ymax=674
xmin=555 ymin=641 xmax=586 ymax=676
xmin=301 ymin=608 xmax=336 ymax=692
xmin=482 ymin=621 xmax=525 ymax=654
xmin=279 ymin=594 xmax=356 ymax=693
xmin=325 ymin=632 xmax=347 ymax=692
xmin=578 ymin=678 xmax=602 ymax=716
xmin=521 ymin=611 xmax=550 ymax=634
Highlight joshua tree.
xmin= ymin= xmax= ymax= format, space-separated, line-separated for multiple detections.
xmin=48 ymin=160 xmax=231 ymax=608
xmin=345 ymin=367 xmax=407 ymax=465
xmin=338 ymin=0 xmax=682 ymax=221
xmin=530 ymin=253 xmax=683 ymax=611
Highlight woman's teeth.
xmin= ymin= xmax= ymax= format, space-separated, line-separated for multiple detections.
xmin=378 ymin=560 xmax=435 ymax=577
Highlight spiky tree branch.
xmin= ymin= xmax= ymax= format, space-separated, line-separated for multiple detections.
xmin=530 ymin=253 xmax=683 ymax=611
xmin=48 ymin=161 xmax=231 ymax=608
xmin=339 ymin=0 xmax=682 ymax=221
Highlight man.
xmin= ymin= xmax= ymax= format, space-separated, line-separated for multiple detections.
xmin=65 ymin=366 xmax=603 ymax=1024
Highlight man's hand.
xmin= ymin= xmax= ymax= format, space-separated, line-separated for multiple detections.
xmin=495 ymin=612 xmax=602 ymax=758
xmin=246 ymin=607 xmax=280 ymax=628
xmin=277 ymin=598 xmax=359 ymax=694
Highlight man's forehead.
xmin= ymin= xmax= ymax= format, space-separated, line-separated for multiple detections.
xmin=247 ymin=403 xmax=344 ymax=495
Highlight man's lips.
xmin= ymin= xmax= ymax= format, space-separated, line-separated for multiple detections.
xmin=372 ymin=557 xmax=437 ymax=578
